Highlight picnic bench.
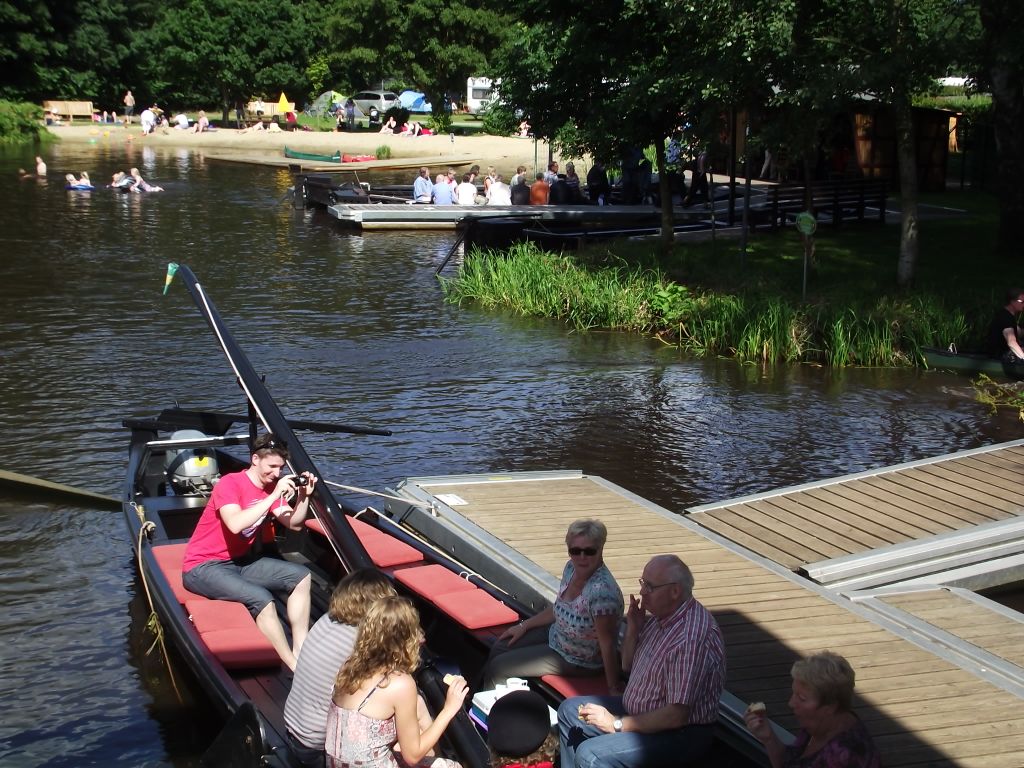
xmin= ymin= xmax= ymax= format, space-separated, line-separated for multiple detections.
xmin=42 ymin=100 xmax=94 ymax=122
xmin=751 ymin=177 xmax=890 ymax=231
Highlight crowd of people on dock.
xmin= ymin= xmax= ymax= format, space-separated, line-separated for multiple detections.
xmin=177 ymin=432 xmax=881 ymax=768
xmin=410 ymin=163 xmax=613 ymax=206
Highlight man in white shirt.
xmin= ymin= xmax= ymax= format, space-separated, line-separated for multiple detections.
xmin=456 ymin=173 xmax=478 ymax=205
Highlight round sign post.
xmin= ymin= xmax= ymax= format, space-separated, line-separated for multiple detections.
xmin=795 ymin=212 xmax=817 ymax=300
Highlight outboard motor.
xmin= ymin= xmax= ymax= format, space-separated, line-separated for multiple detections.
xmin=164 ymin=429 xmax=220 ymax=495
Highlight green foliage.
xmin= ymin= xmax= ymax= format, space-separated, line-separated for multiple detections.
xmin=973 ymin=374 xmax=1024 ymax=421
xmin=440 ymin=228 xmax=987 ymax=369
xmin=325 ymin=0 xmax=511 ymax=133
xmin=480 ymin=102 xmax=520 ymax=136
xmin=139 ymin=0 xmax=321 ymax=113
xmin=0 ymin=101 xmax=50 ymax=144
xmin=305 ymin=53 xmax=331 ymax=101
xmin=375 ymin=144 xmax=392 ymax=159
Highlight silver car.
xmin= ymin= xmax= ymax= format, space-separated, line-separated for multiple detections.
xmin=351 ymin=90 xmax=400 ymax=114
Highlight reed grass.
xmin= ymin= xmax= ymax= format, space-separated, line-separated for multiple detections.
xmin=441 ymin=240 xmax=978 ymax=368
xmin=375 ymin=144 xmax=392 ymax=159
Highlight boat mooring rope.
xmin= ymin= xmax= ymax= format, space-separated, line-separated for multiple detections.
xmin=322 ymin=479 xmax=433 ymax=509
xmin=133 ymin=508 xmax=183 ymax=703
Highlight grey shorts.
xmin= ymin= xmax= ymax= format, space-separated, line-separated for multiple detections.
xmin=183 ymin=556 xmax=309 ymax=616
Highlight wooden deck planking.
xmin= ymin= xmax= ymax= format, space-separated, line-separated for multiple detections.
xmin=766 ymin=492 xmax=910 ymax=545
xmin=413 ymin=473 xmax=1024 ymax=767
xmin=865 ymin=470 xmax=1011 ymax=522
xmin=880 ymin=590 xmax=1024 ymax=668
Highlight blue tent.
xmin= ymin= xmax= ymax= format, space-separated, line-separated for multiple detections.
xmin=399 ymin=90 xmax=432 ymax=113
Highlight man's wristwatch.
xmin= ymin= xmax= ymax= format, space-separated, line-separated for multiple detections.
xmin=613 ymin=718 xmax=623 ymax=733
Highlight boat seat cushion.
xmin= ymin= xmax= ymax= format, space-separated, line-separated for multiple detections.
xmin=151 ymin=542 xmax=196 ymax=604
xmin=540 ymin=674 xmax=609 ymax=699
xmin=186 ymin=598 xmax=280 ymax=668
xmin=431 ymin=589 xmax=518 ymax=629
xmin=394 ymin=564 xmax=479 ymax=596
xmin=305 ymin=517 xmax=425 ymax=568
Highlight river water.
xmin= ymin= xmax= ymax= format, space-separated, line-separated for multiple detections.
xmin=0 ymin=140 xmax=1018 ymax=767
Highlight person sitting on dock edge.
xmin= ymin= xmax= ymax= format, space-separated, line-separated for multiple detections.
xmin=985 ymin=288 xmax=1024 ymax=362
xmin=413 ymin=167 xmax=432 ymax=203
xmin=558 ymin=554 xmax=725 ymax=768
xmin=181 ymin=433 xmax=315 ymax=670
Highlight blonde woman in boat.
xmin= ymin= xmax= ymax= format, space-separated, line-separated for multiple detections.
xmin=327 ymin=596 xmax=467 ymax=768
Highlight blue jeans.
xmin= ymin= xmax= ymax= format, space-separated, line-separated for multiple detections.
xmin=558 ymin=696 xmax=714 ymax=768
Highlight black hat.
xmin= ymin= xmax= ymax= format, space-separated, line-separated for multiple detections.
xmin=487 ymin=690 xmax=551 ymax=758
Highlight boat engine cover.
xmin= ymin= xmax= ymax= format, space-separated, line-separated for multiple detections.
xmin=164 ymin=429 xmax=220 ymax=494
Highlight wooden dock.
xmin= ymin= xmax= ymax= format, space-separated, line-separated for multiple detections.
xmin=386 ymin=459 xmax=1024 ymax=768
xmin=327 ymin=202 xmax=665 ymax=230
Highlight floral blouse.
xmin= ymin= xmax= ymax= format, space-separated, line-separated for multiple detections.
xmin=549 ymin=562 xmax=623 ymax=668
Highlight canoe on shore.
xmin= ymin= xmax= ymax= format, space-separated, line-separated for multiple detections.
xmin=922 ymin=346 xmax=1024 ymax=379
xmin=283 ymin=146 xmax=341 ymax=162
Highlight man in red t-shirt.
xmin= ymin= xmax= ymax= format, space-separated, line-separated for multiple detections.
xmin=182 ymin=434 xmax=317 ymax=670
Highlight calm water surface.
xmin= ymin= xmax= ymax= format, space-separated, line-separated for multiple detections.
xmin=0 ymin=140 xmax=1018 ymax=766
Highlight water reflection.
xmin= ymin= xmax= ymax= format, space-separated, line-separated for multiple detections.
xmin=0 ymin=141 xmax=1019 ymax=765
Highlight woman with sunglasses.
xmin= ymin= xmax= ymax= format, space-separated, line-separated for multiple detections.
xmin=480 ymin=519 xmax=624 ymax=693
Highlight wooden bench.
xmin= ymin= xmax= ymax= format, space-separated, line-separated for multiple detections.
xmin=751 ymin=177 xmax=890 ymax=231
xmin=43 ymin=100 xmax=94 ymax=123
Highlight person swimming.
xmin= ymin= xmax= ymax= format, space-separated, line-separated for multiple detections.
xmin=129 ymin=167 xmax=164 ymax=192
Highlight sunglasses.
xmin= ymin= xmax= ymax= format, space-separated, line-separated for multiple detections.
xmin=568 ymin=546 xmax=598 ymax=556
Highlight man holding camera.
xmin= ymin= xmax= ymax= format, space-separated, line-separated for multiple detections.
xmin=182 ymin=433 xmax=316 ymax=670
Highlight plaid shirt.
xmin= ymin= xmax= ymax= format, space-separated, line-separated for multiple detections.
xmin=622 ymin=597 xmax=725 ymax=725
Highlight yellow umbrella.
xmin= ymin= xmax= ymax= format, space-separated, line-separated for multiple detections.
xmin=277 ymin=92 xmax=290 ymax=112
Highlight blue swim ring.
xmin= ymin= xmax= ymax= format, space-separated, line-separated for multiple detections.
xmin=66 ymin=183 xmax=95 ymax=190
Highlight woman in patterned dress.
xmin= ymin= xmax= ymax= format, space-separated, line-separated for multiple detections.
xmin=480 ymin=519 xmax=624 ymax=693
xmin=326 ymin=596 xmax=467 ymax=768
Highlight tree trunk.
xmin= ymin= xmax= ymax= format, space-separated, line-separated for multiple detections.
xmin=894 ymin=91 xmax=919 ymax=290
xmin=980 ymin=0 xmax=1024 ymax=257
xmin=655 ymin=140 xmax=673 ymax=255
xmin=220 ymin=84 xmax=230 ymax=127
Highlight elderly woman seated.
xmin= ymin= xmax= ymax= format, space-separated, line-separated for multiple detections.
xmin=744 ymin=651 xmax=880 ymax=768
xmin=480 ymin=518 xmax=624 ymax=693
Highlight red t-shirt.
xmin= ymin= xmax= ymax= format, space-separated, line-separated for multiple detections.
xmin=182 ymin=470 xmax=290 ymax=571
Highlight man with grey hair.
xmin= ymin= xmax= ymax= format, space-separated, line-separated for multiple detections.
xmin=557 ymin=554 xmax=725 ymax=768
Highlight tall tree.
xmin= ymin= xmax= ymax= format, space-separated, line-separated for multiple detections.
xmin=490 ymin=0 xmax=794 ymax=252
xmin=140 ymin=0 xmax=321 ymax=120
xmin=325 ymin=0 xmax=509 ymax=131
xmin=978 ymin=0 xmax=1024 ymax=258
xmin=787 ymin=0 xmax=976 ymax=288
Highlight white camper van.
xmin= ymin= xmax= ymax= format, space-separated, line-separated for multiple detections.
xmin=465 ymin=77 xmax=496 ymax=115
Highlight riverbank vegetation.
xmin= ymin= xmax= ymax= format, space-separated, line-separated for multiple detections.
xmin=0 ymin=102 xmax=51 ymax=145
xmin=442 ymin=190 xmax=1004 ymax=368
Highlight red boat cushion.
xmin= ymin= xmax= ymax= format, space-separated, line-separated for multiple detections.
xmin=151 ymin=542 xmax=195 ymax=604
xmin=394 ymin=564 xmax=478 ymax=597
xmin=540 ymin=674 xmax=609 ymax=699
xmin=305 ymin=516 xmax=424 ymax=568
xmin=198 ymin=627 xmax=281 ymax=669
xmin=431 ymin=589 xmax=518 ymax=629
xmin=185 ymin=598 xmax=280 ymax=669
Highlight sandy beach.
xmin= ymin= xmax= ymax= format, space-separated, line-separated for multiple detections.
xmin=47 ymin=123 xmax=558 ymax=177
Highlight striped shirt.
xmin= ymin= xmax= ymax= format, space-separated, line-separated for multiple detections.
xmin=284 ymin=615 xmax=358 ymax=748
xmin=622 ymin=597 xmax=725 ymax=725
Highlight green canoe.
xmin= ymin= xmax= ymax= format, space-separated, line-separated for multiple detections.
xmin=922 ymin=347 xmax=1024 ymax=379
xmin=284 ymin=146 xmax=342 ymax=163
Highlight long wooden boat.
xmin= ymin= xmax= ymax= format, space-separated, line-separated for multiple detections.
xmin=127 ymin=264 xmax=764 ymax=767
xmin=922 ymin=346 xmax=1024 ymax=379
xmin=125 ymin=264 xmax=538 ymax=767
